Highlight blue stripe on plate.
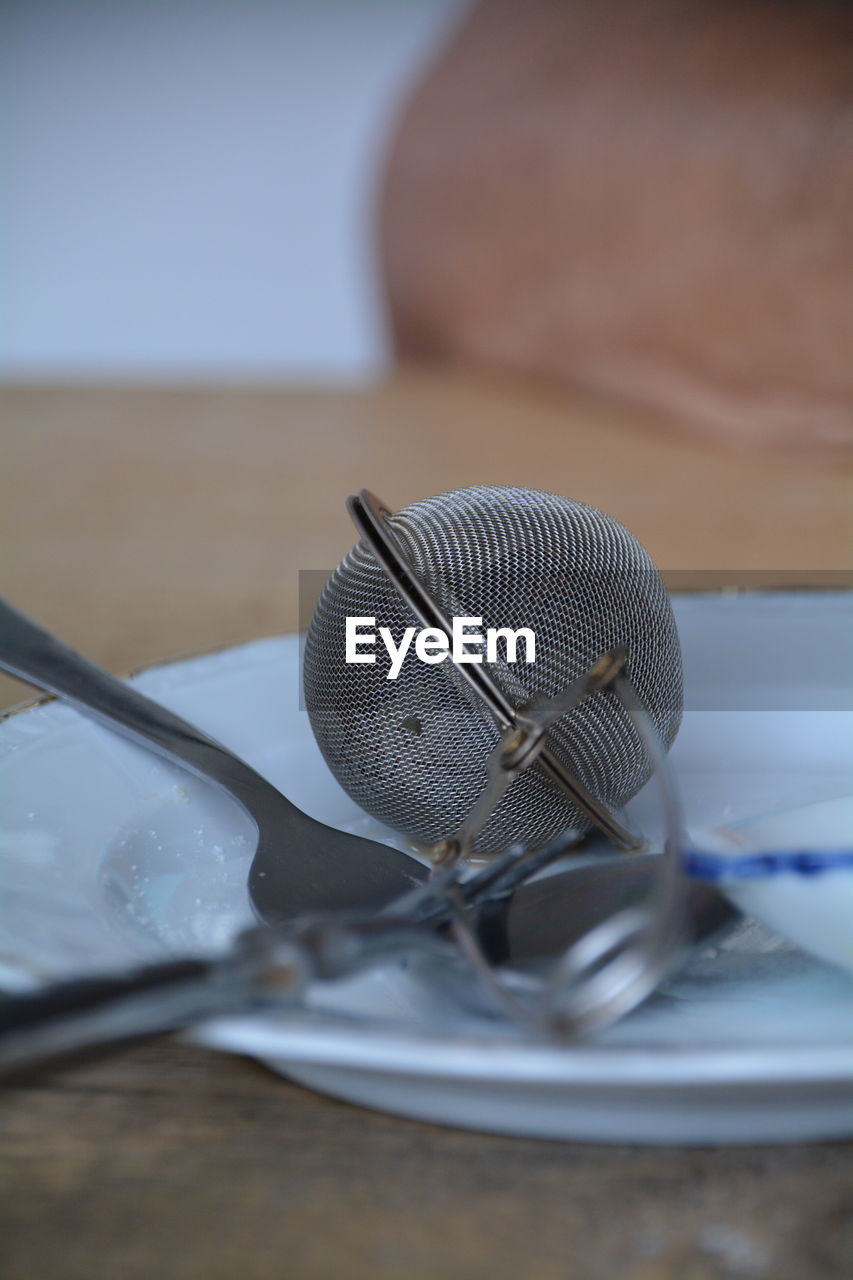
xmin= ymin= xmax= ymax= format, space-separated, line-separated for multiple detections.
xmin=686 ymin=849 xmax=853 ymax=880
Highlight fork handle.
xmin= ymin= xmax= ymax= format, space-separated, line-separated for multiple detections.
xmin=0 ymin=949 xmax=287 ymax=1079
xmin=0 ymin=597 xmax=286 ymax=814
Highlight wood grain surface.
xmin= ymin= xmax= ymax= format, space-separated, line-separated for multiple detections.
xmin=1 ymin=376 xmax=851 ymax=1280
xmin=1 ymin=374 xmax=849 ymax=710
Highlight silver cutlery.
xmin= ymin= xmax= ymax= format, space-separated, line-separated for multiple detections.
xmin=0 ymin=597 xmax=738 ymax=1073
xmin=0 ymin=597 xmax=427 ymax=922
xmin=0 ymin=849 xmax=735 ymax=1074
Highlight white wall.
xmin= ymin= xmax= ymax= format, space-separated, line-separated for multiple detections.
xmin=1 ymin=0 xmax=465 ymax=380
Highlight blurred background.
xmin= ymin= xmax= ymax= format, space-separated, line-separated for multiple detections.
xmin=1 ymin=0 xmax=464 ymax=381
xmin=2 ymin=0 xmax=851 ymax=708
xmin=4 ymin=0 xmax=852 ymax=457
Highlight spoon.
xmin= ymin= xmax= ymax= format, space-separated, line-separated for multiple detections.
xmin=0 ymin=598 xmax=427 ymax=921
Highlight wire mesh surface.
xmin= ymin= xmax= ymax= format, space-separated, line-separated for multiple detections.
xmin=304 ymin=487 xmax=682 ymax=852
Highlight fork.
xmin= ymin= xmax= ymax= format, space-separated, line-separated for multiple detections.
xmin=0 ymin=597 xmax=428 ymax=922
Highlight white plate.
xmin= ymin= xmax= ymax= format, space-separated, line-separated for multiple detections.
xmin=1 ymin=592 xmax=851 ymax=1144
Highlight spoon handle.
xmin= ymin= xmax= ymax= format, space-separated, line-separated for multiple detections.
xmin=0 ymin=596 xmax=284 ymax=811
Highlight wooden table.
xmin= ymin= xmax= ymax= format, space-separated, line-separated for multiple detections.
xmin=1 ymin=376 xmax=851 ymax=1280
